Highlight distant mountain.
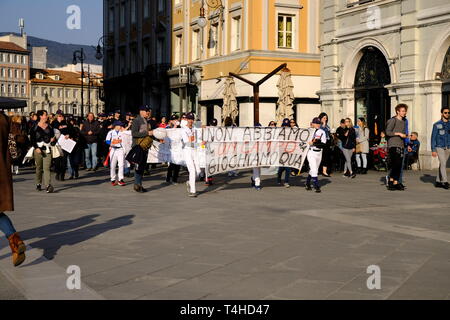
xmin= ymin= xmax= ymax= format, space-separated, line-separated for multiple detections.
xmin=0 ymin=32 xmax=102 ymax=68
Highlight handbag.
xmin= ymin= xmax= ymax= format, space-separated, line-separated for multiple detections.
xmin=8 ymin=133 xmax=20 ymax=159
xmin=355 ymin=143 xmax=363 ymax=154
xmin=51 ymin=145 xmax=62 ymax=158
xmin=137 ymin=136 xmax=153 ymax=151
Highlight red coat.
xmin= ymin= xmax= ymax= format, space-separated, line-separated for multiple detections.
xmin=0 ymin=113 xmax=14 ymax=212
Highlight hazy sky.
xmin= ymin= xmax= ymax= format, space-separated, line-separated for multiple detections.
xmin=0 ymin=0 xmax=103 ymax=45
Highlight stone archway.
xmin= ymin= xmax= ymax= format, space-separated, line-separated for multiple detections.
xmin=353 ymin=46 xmax=392 ymax=143
xmin=341 ymin=38 xmax=397 ymax=90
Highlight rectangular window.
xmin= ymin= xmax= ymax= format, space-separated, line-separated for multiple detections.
xmin=119 ymin=50 xmax=126 ymax=75
xmin=8 ymin=69 xmax=12 ymax=78
xmin=0 ymin=53 xmax=3 ymax=62
xmin=0 ymin=68 xmax=4 ymax=78
xmin=109 ymin=7 xmax=115 ymax=32
xmin=16 ymin=55 xmax=20 ymax=64
xmin=14 ymin=84 xmax=18 ymax=94
xmin=158 ymin=0 xmax=164 ymax=12
xmin=22 ymin=70 xmax=26 ymax=79
xmin=131 ymin=0 xmax=137 ymax=24
xmin=144 ymin=0 xmax=150 ymax=18
xmin=9 ymin=54 xmax=14 ymax=63
xmin=8 ymin=85 xmax=12 ymax=94
xmin=175 ymin=35 xmax=182 ymax=65
xmin=1 ymin=84 xmax=4 ymax=94
xmin=41 ymin=87 xmax=46 ymax=97
xmin=33 ymin=87 xmax=37 ymax=97
xmin=192 ymin=29 xmax=201 ymax=61
xmin=73 ymin=89 xmax=78 ymax=99
xmin=21 ymin=85 xmax=25 ymax=95
xmin=21 ymin=55 xmax=26 ymax=64
xmin=130 ymin=47 xmax=137 ymax=73
xmin=49 ymin=88 xmax=54 ymax=98
xmin=14 ymin=69 xmax=19 ymax=78
xmin=278 ymin=14 xmax=293 ymax=49
xmin=120 ymin=2 xmax=126 ymax=28
xmin=66 ymin=89 xmax=70 ymax=98
xmin=143 ymin=43 xmax=150 ymax=67
xmin=209 ymin=23 xmax=219 ymax=57
xmin=157 ymin=38 xmax=164 ymax=64
xmin=231 ymin=16 xmax=241 ymax=52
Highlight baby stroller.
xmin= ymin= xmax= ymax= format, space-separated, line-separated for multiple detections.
xmin=372 ymin=146 xmax=388 ymax=171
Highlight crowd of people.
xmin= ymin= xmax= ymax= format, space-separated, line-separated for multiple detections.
xmin=0 ymin=103 xmax=449 ymax=267
xmin=3 ymin=103 xmax=449 ymax=195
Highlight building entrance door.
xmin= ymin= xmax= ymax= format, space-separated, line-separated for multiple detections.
xmin=354 ymin=47 xmax=391 ymax=143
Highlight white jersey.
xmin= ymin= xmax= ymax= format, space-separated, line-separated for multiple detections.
xmin=309 ymin=128 xmax=327 ymax=152
xmin=181 ymin=126 xmax=196 ymax=149
xmin=106 ymin=129 xmax=125 ymax=149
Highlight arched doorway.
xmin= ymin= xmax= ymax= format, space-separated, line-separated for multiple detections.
xmin=442 ymin=46 xmax=450 ymax=108
xmin=354 ymin=46 xmax=391 ymax=143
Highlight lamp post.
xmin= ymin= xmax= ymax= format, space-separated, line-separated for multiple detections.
xmin=72 ymin=48 xmax=86 ymax=117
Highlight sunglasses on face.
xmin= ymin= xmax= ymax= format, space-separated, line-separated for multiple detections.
xmin=443 ymin=112 xmax=450 ymax=114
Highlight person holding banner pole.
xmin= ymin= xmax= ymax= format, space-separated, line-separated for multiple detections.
xmin=305 ymin=118 xmax=327 ymax=193
xmin=251 ymin=122 xmax=263 ymax=191
xmin=182 ymin=112 xmax=201 ymax=197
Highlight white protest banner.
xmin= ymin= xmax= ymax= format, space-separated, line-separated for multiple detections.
xmin=147 ymin=128 xmax=203 ymax=166
xmin=203 ymin=127 xmax=312 ymax=176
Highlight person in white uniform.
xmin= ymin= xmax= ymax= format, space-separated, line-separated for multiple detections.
xmin=181 ymin=112 xmax=201 ymax=197
xmin=305 ymin=117 xmax=327 ymax=193
xmin=106 ymin=120 xmax=126 ymax=186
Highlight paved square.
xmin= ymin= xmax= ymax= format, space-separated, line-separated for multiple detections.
xmin=1 ymin=166 xmax=449 ymax=300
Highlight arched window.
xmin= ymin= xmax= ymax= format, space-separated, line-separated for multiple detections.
xmin=355 ymin=46 xmax=391 ymax=89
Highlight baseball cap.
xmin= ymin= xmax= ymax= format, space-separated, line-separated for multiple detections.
xmin=185 ymin=112 xmax=195 ymax=120
xmin=312 ymin=117 xmax=321 ymax=124
xmin=170 ymin=114 xmax=179 ymax=120
xmin=113 ymin=120 xmax=124 ymax=127
xmin=139 ymin=105 xmax=150 ymax=111
xmin=56 ymin=109 xmax=63 ymax=115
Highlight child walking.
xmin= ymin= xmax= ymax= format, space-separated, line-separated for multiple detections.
xmin=106 ymin=121 xmax=126 ymax=186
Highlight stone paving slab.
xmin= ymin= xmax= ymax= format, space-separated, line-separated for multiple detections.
xmin=1 ymin=166 xmax=449 ymax=300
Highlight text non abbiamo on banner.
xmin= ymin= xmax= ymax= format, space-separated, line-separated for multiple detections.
xmin=204 ymin=127 xmax=313 ymax=176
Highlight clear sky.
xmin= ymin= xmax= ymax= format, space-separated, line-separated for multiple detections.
xmin=0 ymin=0 xmax=103 ymax=45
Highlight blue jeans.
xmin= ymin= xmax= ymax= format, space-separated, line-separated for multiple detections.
xmin=84 ymin=143 xmax=98 ymax=169
xmin=277 ymin=167 xmax=291 ymax=183
xmin=0 ymin=212 xmax=16 ymax=238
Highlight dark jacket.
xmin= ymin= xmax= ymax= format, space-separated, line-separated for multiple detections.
xmin=342 ymin=127 xmax=356 ymax=150
xmin=30 ymin=124 xmax=55 ymax=149
xmin=52 ymin=120 xmax=71 ymax=136
xmin=81 ymin=119 xmax=101 ymax=144
xmin=0 ymin=113 xmax=13 ymax=212
xmin=131 ymin=115 xmax=149 ymax=147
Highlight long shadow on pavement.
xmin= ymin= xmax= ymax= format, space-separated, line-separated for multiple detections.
xmin=0 ymin=215 xmax=134 ymax=267
xmin=420 ymin=174 xmax=436 ymax=184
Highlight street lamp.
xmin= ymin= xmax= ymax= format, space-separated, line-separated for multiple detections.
xmin=198 ymin=0 xmax=224 ymax=29
xmin=72 ymin=48 xmax=86 ymax=117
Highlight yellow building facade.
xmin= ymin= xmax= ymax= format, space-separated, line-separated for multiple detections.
xmin=169 ymin=0 xmax=321 ymax=127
